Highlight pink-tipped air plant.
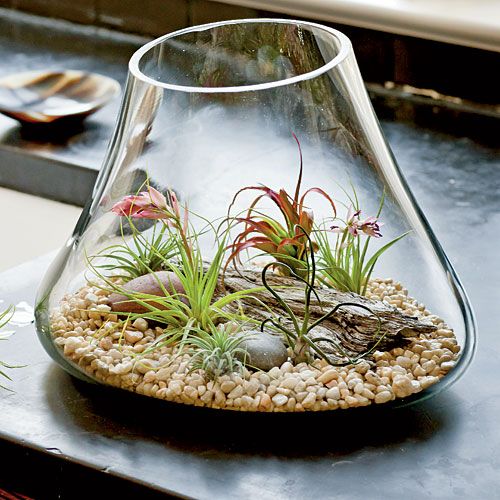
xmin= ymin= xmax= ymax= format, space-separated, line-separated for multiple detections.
xmin=331 ymin=206 xmax=383 ymax=239
xmin=226 ymin=135 xmax=336 ymax=275
xmin=111 ymin=186 xmax=168 ymax=219
xmin=111 ymin=185 xmax=192 ymax=263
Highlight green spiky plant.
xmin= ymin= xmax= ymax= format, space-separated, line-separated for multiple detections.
xmin=183 ymin=323 xmax=250 ymax=380
xmin=260 ymin=229 xmax=385 ymax=365
xmin=0 ymin=306 xmax=18 ymax=390
xmin=107 ymin=231 xmax=262 ymax=332
xmin=316 ymin=189 xmax=408 ymax=296
xmin=90 ymin=184 xmax=264 ymax=347
xmin=90 ymin=218 xmax=178 ymax=280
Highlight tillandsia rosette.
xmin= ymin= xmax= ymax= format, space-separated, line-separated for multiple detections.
xmin=225 ymin=135 xmax=336 ymax=277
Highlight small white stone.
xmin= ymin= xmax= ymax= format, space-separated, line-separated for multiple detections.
xmin=272 ymin=394 xmax=288 ymax=407
xmin=240 ymin=395 xmax=254 ymax=408
xmin=422 ymin=360 xmax=437 ymax=373
xmin=281 ymin=377 xmax=299 ymax=390
xmin=441 ymin=361 xmax=455 ymax=371
xmin=221 ymin=380 xmax=236 ymax=394
xmin=98 ymin=337 xmax=113 ymax=350
xmin=365 ymin=371 xmax=382 ymax=385
xmin=420 ymin=376 xmax=439 ymax=389
xmin=395 ymin=356 xmax=412 ymax=369
xmin=325 ymin=387 xmax=340 ymax=400
xmin=200 ymin=390 xmax=213 ymax=404
xmin=85 ymin=293 xmax=98 ymax=304
xmin=63 ymin=337 xmax=83 ymax=355
xmin=413 ymin=365 xmax=426 ymax=377
xmin=132 ymin=318 xmax=148 ymax=332
xmin=354 ymin=361 xmax=370 ymax=374
xmin=347 ymin=378 xmax=362 ymax=390
xmin=124 ymin=330 xmax=144 ymax=344
xmin=245 ymin=378 xmax=260 ymax=397
xmin=169 ymin=380 xmax=183 ymax=396
xmin=345 ymin=395 xmax=358 ymax=407
xmin=362 ymin=388 xmax=375 ymax=400
xmin=317 ymin=368 xmax=338 ymax=384
xmin=302 ymin=392 xmax=317 ymax=409
xmin=113 ymin=362 xmax=133 ymax=375
xmin=300 ymin=370 xmax=316 ymax=381
xmin=228 ymin=385 xmax=244 ymax=399
xmin=95 ymin=304 xmax=111 ymax=313
xmin=353 ymin=382 xmax=365 ymax=395
xmin=259 ymin=393 xmax=272 ymax=410
xmin=392 ymin=376 xmax=414 ymax=398
xmin=134 ymin=359 xmax=157 ymax=374
xmin=374 ymin=391 xmax=392 ymax=404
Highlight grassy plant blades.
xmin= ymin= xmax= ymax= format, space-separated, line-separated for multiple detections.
xmin=260 ymin=228 xmax=385 ymax=365
xmin=316 ymin=188 xmax=408 ymax=295
xmin=0 ymin=306 xmax=23 ymax=391
xmin=88 ymin=214 xmax=264 ymax=335
xmin=90 ymin=218 xmax=178 ymax=279
xmin=182 ymin=323 xmax=249 ymax=380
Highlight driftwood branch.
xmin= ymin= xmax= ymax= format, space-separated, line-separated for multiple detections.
xmin=219 ymin=268 xmax=436 ymax=359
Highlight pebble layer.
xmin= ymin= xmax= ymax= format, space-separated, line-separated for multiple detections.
xmin=49 ymin=278 xmax=460 ymax=412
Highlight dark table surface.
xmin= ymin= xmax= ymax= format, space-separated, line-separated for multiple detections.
xmin=1 ymin=8 xmax=500 ymax=500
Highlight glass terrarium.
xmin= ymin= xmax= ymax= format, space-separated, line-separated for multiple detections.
xmin=35 ymin=19 xmax=476 ymax=412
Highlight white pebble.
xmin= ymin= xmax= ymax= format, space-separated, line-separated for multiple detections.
xmin=124 ymin=330 xmax=144 ymax=344
xmin=325 ymin=387 xmax=340 ymax=400
xmin=132 ymin=318 xmax=148 ymax=331
xmin=272 ymin=394 xmax=288 ymax=407
xmin=375 ymin=391 xmax=392 ymax=404
xmin=392 ymin=376 xmax=414 ymax=398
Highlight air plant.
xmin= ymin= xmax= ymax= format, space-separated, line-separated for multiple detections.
xmin=0 ymin=305 xmax=18 ymax=390
xmin=112 ymin=183 xmax=192 ymax=262
xmin=226 ymin=135 xmax=336 ymax=276
xmin=260 ymin=229 xmax=385 ymax=365
xmin=119 ymin=233 xmax=261 ymax=331
xmin=183 ymin=322 xmax=249 ymax=380
xmin=91 ymin=218 xmax=178 ymax=279
xmin=95 ymin=184 xmax=263 ymax=335
xmin=316 ymin=190 xmax=408 ymax=296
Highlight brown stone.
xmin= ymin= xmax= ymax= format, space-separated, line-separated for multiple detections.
xmin=109 ymin=271 xmax=186 ymax=313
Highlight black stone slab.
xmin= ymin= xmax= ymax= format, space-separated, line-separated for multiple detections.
xmin=0 ymin=94 xmax=499 ymax=497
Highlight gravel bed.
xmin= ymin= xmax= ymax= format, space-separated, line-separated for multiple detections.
xmin=49 ymin=278 xmax=460 ymax=412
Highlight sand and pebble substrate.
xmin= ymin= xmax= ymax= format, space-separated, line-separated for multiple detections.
xmin=50 ymin=278 xmax=460 ymax=412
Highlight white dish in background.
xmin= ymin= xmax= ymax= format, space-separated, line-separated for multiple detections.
xmin=0 ymin=70 xmax=120 ymax=125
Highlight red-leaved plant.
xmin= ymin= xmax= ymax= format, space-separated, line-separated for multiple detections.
xmin=226 ymin=135 xmax=336 ymax=276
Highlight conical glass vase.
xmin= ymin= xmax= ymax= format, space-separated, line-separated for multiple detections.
xmin=35 ymin=19 xmax=475 ymax=412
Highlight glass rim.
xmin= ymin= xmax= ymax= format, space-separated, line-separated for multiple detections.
xmin=128 ymin=18 xmax=351 ymax=94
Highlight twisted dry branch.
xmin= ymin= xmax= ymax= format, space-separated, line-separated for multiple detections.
xmin=218 ymin=268 xmax=436 ymax=361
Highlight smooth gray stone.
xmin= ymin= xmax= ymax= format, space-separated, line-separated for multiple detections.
xmin=236 ymin=331 xmax=288 ymax=371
